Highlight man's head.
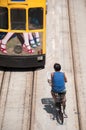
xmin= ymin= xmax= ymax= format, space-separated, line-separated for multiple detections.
xmin=54 ymin=63 xmax=61 ymax=71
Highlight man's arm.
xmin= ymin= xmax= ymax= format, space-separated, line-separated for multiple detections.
xmin=64 ymin=72 xmax=67 ymax=82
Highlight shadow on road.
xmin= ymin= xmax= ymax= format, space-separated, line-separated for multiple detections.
xmin=41 ymin=98 xmax=68 ymax=125
xmin=41 ymin=98 xmax=56 ymax=120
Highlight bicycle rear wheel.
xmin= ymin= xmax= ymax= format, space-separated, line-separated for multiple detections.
xmin=55 ymin=103 xmax=64 ymax=124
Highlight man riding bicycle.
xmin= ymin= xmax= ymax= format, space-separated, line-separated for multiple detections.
xmin=48 ymin=63 xmax=67 ymax=117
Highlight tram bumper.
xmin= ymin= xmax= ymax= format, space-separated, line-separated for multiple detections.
xmin=0 ymin=54 xmax=45 ymax=69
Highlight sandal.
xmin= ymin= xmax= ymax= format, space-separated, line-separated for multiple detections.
xmin=0 ymin=41 xmax=7 ymax=54
xmin=34 ymin=37 xmax=41 ymax=46
xmin=23 ymin=44 xmax=34 ymax=54
xmin=29 ymin=39 xmax=37 ymax=48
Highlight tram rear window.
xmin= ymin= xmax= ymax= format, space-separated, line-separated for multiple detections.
xmin=29 ymin=8 xmax=43 ymax=30
xmin=10 ymin=8 xmax=26 ymax=30
xmin=0 ymin=7 xmax=8 ymax=29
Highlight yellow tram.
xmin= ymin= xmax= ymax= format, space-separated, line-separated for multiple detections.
xmin=0 ymin=0 xmax=46 ymax=69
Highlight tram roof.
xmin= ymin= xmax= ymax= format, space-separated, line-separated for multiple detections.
xmin=0 ymin=0 xmax=46 ymax=6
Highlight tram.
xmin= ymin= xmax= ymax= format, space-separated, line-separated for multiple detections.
xmin=0 ymin=0 xmax=46 ymax=69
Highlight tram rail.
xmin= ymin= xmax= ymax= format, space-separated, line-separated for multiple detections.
xmin=67 ymin=0 xmax=86 ymax=130
xmin=0 ymin=71 xmax=36 ymax=130
xmin=67 ymin=0 xmax=81 ymax=129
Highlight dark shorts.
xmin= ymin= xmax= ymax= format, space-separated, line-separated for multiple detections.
xmin=51 ymin=90 xmax=66 ymax=103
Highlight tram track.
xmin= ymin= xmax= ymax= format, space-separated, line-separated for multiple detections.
xmin=29 ymin=71 xmax=37 ymax=130
xmin=0 ymin=72 xmax=11 ymax=130
xmin=0 ymin=70 xmax=37 ymax=130
xmin=67 ymin=0 xmax=85 ymax=130
xmin=67 ymin=0 xmax=81 ymax=129
xmin=0 ymin=71 xmax=5 ymax=95
xmin=21 ymin=71 xmax=35 ymax=130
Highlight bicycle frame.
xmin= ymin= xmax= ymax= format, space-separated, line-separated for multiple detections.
xmin=55 ymin=93 xmax=64 ymax=124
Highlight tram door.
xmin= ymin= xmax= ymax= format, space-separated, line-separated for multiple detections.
xmin=0 ymin=0 xmax=46 ymax=68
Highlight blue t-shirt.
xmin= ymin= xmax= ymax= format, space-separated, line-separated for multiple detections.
xmin=52 ymin=72 xmax=66 ymax=93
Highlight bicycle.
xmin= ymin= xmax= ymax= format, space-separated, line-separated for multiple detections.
xmin=47 ymin=78 xmax=67 ymax=124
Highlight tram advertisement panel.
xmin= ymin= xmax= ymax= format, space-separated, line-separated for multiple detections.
xmin=0 ymin=7 xmax=43 ymax=56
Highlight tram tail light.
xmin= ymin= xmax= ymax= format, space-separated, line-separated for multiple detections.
xmin=38 ymin=49 xmax=42 ymax=54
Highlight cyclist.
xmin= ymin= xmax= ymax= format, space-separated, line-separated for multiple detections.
xmin=48 ymin=63 xmax=67 ymax=117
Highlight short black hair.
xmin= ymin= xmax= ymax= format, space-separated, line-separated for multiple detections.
xmin=54 ymin=63 xmax=61 ymax=71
